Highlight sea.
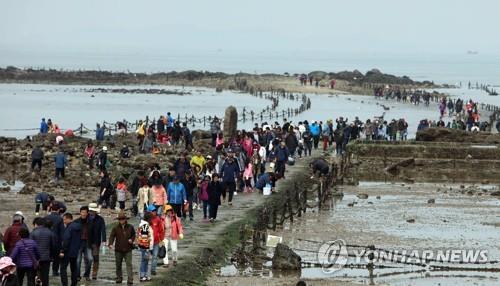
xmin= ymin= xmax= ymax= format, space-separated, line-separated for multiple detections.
xmin=0 ymin=50 xmax=499 ymax=138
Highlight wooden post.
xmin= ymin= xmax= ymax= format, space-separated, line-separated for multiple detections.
xmin=80 ymin=123 xmax=83 ymax=136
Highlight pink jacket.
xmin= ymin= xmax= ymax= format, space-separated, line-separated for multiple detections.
xmin=243 ymin=163 xmax=253 ymax=179
xmin=150 ymin=185 xmax=167 ymax=206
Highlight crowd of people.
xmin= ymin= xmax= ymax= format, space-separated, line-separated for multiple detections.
xmin=11 ymin=114 xmax=355 ymax=285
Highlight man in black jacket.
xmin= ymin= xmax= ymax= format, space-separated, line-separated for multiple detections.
xmin=31 ymin=217 xmax=56 ymax=286
xmin=45 ymin=204 xmax=64 ymax=277
xmin=31 ymin=145 xmax=44 ymax=171
xmin=181 ymin=171 xmax=197 ymax=221
xmin=74 ymin=206 xmax=93 ymax=281
xmin=88 ymin=203 xmax=106 ymax=280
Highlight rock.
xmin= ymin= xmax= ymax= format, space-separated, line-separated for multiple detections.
xmin=376 ymin=196 xmax=381 ymax=199
xmin=427 ymin=199 xmax=435 ymax=204
xmin=406 ymin=218 xmax=415 ymax=223
xmin=223 ymin=106 xmax=238 ymax=139
xmin=64 ymin=198 xmax=73 ymax=203
xmin=220 ymin=265 xmax=238 ymax=277
xmin=0 ymin=186 xmax=10 ymax=192
xmin=460 ymin=185 xmax=465 ymax=189
xmin=357 ymin=193 xmax=369 ymax=199
xmin=19 ymin=185 xmax=34 ymax=194
xmin=347 ymin=203 xmax=354 ymax=207
xmin=272 ymin=243 xmax=301 ymax=270
xmin=191 ymin=129 xmax=211 ymax=140
xmin=490 ymin=191 xmax=500 ymax=197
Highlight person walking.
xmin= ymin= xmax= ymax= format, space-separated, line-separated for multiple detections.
xmin=116 ymin=178 xmax=128 ymax=210
xmin=98 ymin=171 xmax=113 ymax=210
xmin=54 ymin=149 xmax=67 ymax=183
xmin=167 ymin=176 xmax=187 ymax=218
xmin=88 ymin=203 xmax=106 ymax=280
xmin=220 ymin=154 xmax=240 ymax=205
xmin=3 ymin=214 xmax=26 ymax=256
xmin=150 ymin=174 xmax=167 ymax=216
xmin=30 ymin=217 xmax=56 ymax=286
xmin=136 ymin=213 xmax=154 ymax=282
xmin=31 ymin=145 xmax=44 ymax=172
xmin=208 ymin=174 xmax=223 ymax=222
xmin=137 ymin=181 xmax=151 ymax=219
xmin=60 ymin=213 xmax=81 ymax=286
xmin=44 ymin=204 xmax=64 ymax=277
xmin=310 ymin=121 xmax=320 ymax=149
xmin=74 ymin=206 xmax=93 ymax=282
xmin=181 ymin=171 xmax=197 ymax=221
xmin=275 ymin=141 xmax=290 ymax=178
xmin=210 ymin=117 xmax=221 ymax=147
xmin=198 ymin=176 xmax=210 ymax=220
xmin=97 ymin=147 xmax=108 ymax=172
xmin=108 ymin=211 xmax=135 ymax=285
xmin=84 ymin=141 xmax=95 ymax=169
xmin=147 ymin=208 xmax=164 ymax=276
xmin=10 ymin=228 xmax=40 ymax=286
xmin=162 ymin=205 xmax=183 ymax=267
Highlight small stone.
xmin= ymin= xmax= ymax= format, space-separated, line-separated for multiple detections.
xmin=376 ymin=196 xmax=381 ymax=199
xmin=347 ymin=203 xmax=354 ymax=207
xmin=427 ymin=199 xmax=435 ymax=204
xmin=406 ymin=218 xmax=415 ymax=223
xmin=357 ymin=193 xmax=369 ymax=199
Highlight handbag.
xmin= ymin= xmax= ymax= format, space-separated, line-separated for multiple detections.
xmin=21 ymin=240 xmax=39 ymax=270
xmin=158 ymin=245 xmax=166 ymax=259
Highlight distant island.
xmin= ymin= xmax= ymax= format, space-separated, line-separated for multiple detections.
xmin=0 ymin=66 xmax=446 ymax=95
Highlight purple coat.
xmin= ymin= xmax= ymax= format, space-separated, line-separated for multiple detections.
xmin=10 ymin=239 xmax=40 ymax=269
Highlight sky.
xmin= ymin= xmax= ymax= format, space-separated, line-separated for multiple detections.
xmin=1 ymin=0 xmax=499 ymax=57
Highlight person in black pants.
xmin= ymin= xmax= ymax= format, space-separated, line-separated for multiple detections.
xmin=30 ymin=217 xmax=56 ymax=286
xmin=60 ymin=213 xmax=81 ymax=286
xmin=31 ymin=145 xmax=44 ymax=171
xmin=220 ymin=154 xmax=240 ymax=205
xmin=208 ymin=174 xmax=223 ymax=222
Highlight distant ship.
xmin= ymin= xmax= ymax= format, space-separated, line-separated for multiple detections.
xmin=467 ymin=50 xmax=479 ymax=55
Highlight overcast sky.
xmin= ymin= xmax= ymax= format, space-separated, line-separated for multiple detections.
xmin=1 ymin=0 xmax=499 ymax=56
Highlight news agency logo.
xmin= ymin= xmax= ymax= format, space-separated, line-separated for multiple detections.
xmin=317 ymin=240 xmax=490 ymax=274
xmin=316 ymin=239 xmax=348 ymax=274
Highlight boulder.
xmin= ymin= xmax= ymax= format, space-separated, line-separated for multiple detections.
xmin=357 ymin=193 xmax=369 ymax=199
xmin=272 ymin=243 xmax=301 ymax=270
xmin=223 ymin=106 xmax=238 ymax=139
xmin=427 ymin=199 xmax=435 ymax=204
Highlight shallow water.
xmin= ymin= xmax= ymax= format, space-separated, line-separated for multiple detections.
xmin=0 ymin=179 xmax=25 ymax=192
xmin=0 ymin=83 xmax=438 ymax=138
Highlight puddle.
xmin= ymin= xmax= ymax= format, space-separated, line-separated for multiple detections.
xmin=0 ymin=179 xmax=25 ymax=193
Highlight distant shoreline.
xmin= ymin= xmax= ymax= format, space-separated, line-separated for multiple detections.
xmin=0 ymin=66 xmax=446 ymax=96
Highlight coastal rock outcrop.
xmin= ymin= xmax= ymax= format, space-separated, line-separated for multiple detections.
xmin=272 ymin=243 xmax=301 ymax=270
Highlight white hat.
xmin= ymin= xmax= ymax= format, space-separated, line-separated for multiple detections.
xmin=15 ymin=211 xmax=24 ymax=218
xmin=88 ymin=203 xmax=100 ymax=213
xmin=102 ymin=146 xmax=108 ymax=151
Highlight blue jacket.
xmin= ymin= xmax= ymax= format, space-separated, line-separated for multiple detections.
xmin=96 ymin=127 xmax=105 ymax=141
xmin=276 ymin=146 xmax=290 ymax=162
xmin=167 ymin=182 xmax=187 ymax=205
xmin=167 ymin=116 xmax=174 ymax=127
xmin=35 ymin=192 xmax=49 ymax=204
xmin=62 ymin=221 xmax=82 ymax=258
xmin=310 ymin=124 xmax=320 ymax=136
xmin=40 ymin=121 xmax=48 ymax=134
xmin=10 ymin=239 xmax=40 ymax=269
xmin=45 ymin=212 xmax=65 ymax=249
xmin=255 ymin=173 xmax=273 ymax=190
xmin=221 ymin=160 xmax=240 ymax=182
xmin=54 ymin=152 xmax=67 ymax=169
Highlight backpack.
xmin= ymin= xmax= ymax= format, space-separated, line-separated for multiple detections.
xmin=136 ymin=224 xmax=151 ymax=249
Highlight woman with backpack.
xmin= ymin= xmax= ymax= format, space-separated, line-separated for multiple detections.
xmin=10 ymin=228 xmax=40 ymax=286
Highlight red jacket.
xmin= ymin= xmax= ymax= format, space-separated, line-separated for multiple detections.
xmin=149 ymin=215 xmax=165 ymax=244
xmin=3 ymin=222 xmax=24 ymax=255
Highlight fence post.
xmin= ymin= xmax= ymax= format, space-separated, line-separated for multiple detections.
xmin=80 ymin=123 xmax=83 ymax=136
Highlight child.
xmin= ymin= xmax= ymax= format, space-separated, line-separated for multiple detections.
xmin=208 ymin=174 xmax=223 ymax=222
xmin=116 ymin=178 xmax=128 ymax=210
xmin=162 ymin=205 xmax=184 ymax=267
xmin=243 ymin=159 xmax=254 ymax=193
xmin=198 ymin=176 xmax=210 ymax=220
xmin=137 ymin=213 xmax=154 ymax=282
